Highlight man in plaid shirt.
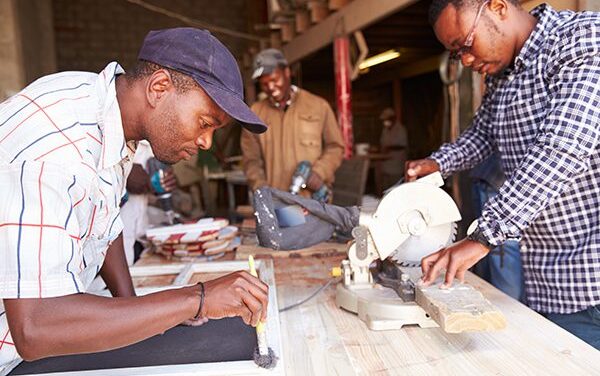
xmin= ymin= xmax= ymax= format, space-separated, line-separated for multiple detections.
xmin=408 ymin=0 xmax=600 ymax=349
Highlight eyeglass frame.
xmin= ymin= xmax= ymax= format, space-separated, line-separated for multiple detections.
xmin=449 ymin=0 xmax=490 ymax=61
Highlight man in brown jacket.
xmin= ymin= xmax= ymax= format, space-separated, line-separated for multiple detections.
xmin=241 ymin=49 xmax=344 ymax=196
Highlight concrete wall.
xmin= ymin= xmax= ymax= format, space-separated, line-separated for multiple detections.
xmin=0 ymin=0 xmax=56 ymax=100
xmin=51 ymin=0 xmax=259 ymax=73
xmin=15 ymin=0 xmax=57 ymax=85
xmin=0 ymin=0 xmax=24 ymax=100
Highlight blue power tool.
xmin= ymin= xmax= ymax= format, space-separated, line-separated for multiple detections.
xmin=288 ymin=160 xmax=331 ymax=202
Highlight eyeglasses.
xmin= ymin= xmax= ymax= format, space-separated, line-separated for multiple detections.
xmin=449 ymin=0 xmax=490 ymax=61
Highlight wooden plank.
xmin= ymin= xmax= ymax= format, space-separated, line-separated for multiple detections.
xmin=415 ymin=280 xmax=507 ymax=333
xmin=235 ymin=242 xmax=348 ymax=260
xmin=282 ymin=0 xmax=418 ymax=63
xmin=172 ymin=263 xmax=195 ymax=286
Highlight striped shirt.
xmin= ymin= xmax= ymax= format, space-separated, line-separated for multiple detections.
xmin=431 ymin=4 xmax=600 ymax=314
xmin=0 ymin=62 xmax=135 ymax=374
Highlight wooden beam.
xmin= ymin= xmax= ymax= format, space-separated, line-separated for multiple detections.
xmin=283 ymin=0 xmax=418 ymax=63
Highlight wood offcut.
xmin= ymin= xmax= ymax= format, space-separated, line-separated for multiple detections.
xmin=415 ymin=280 xmax=507 ymax=333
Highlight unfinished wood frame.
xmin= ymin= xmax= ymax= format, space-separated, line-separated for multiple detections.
xmin=82 ymin=260 xmax=285 ymax=376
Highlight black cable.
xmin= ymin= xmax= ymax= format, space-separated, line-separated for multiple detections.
xmin=279 ymin=277 xmax=341 ymax=312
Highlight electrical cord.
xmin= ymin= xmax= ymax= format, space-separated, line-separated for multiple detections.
xmin=279 ymin=277 xmax=341 ymax=312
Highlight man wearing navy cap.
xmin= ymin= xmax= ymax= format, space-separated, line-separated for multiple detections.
xmin=0 ymin=28 xmax=268 ymax=373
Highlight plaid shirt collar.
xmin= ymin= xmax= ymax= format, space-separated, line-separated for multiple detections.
xmin=511 ymin=4 xmax=557 ymax=74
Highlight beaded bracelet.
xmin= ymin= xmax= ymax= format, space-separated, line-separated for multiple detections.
xmin=193 ymin=281 xmax=205 ymax=320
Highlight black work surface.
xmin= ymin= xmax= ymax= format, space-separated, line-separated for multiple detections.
xmin=10 ymin=317 xmax=256 ymax=375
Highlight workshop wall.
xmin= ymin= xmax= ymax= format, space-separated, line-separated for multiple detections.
xmin=52 ymin=0 xmax=261 ymax=73
xmin=0 ymin=0 xmax=55 ymax=100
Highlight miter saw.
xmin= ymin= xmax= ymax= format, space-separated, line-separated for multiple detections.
xmin=336 ymin=172 xmax=462 ymax=330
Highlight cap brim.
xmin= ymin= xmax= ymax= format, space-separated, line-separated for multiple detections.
xmin=195 ymin=78 xmax=267 ymax=134
xmin=251 ymin=65 xmax=276 ymax=81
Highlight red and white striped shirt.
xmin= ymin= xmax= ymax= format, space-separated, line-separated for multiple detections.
xmin=0 ymin=62 xmax=136 ymax=374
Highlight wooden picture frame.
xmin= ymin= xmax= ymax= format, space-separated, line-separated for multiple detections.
xmin=58 ymin=260 xmax=285 ymax=376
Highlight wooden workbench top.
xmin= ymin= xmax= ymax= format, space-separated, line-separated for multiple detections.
xmin=134 ymin=250 xmax=599 ymax=375
xmin=271 ymin=255 xmax=600 ymax=375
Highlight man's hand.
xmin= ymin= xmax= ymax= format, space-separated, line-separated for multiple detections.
xmin=420 ymin=239 xmax=490 ymax=288
xmin=201 ymin=271 xmax=269 ymax=327
xmin=161 ymin=169 xmax=177 ymax=192
xmin=306 ymin=171 xmax=324 ymax=191
xmin=405 ymin=159 xmax=440 ymax=182
xmin=127 ymin=164 xmax=152 ymax=194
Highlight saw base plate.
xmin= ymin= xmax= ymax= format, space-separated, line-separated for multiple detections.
xmin=335 ymin=282 xmax=438 ymax=331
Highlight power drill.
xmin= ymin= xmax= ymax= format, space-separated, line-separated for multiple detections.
xmin=289 ymin=160 xmax=331 ymax=202
xmin=147 ymin=158 xmax=177 ymax=225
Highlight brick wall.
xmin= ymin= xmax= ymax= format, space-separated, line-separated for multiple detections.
xmin=52 ymin=0 xmax=259 ymax=73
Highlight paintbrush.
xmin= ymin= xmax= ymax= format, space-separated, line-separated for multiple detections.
xmin=248 ymin=255 xmax=278 ymax=369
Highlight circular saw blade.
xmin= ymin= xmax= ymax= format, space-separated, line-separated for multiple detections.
xmin=390 ymin=222 xmax=457 ymax=267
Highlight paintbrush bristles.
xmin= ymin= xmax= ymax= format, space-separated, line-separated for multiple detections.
xmin=248 ymin=255 xmax=277 ymax=368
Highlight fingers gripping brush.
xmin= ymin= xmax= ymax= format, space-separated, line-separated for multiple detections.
xmin=248 ymin=255 xmax=278 ymax=369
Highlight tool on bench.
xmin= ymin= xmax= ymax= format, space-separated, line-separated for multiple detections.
xmin=289 ymin=160 xmax=331 ymax=202
xmin=336 ymin=172 xmax=462 ymax=330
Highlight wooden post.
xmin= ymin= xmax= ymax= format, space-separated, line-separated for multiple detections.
xmin=334 ymin=35 xmax=353 ymax=159
xmin=471 ymin=71 xmax=484 ymax=113
xmin=392 ymin=78 xmax=402 ymax=125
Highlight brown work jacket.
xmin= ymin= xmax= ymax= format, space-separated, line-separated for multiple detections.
xmin=241 ymin=88 xmax=344 ymax=192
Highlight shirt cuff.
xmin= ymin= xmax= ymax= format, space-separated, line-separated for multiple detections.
xmin=476 ymin=217 xmax=516 ymax=247
xmin=428 ymin=152 xmax=451 ymax=178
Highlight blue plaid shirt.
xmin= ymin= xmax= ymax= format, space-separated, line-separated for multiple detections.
xmin=431 ymin=4 xmax=600 ymax=314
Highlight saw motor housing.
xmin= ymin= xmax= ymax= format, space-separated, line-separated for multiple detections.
xmin=337 ymin=172 xmax=462 ymax=330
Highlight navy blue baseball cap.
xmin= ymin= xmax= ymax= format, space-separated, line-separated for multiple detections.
xmin=138 ymin=28 xmax=267 ymax=134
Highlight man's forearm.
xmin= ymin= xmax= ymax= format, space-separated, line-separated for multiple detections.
xmin=99 ymin=234 xmax=136 ymax=297
xmin=4 ymin=287 xmax=199 ymax=361
xmin=429 ymin=125 xmax=494 ymax=178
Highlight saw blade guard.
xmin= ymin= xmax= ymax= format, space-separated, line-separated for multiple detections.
xmin=368 ymin=172 xmax=461 ymax=261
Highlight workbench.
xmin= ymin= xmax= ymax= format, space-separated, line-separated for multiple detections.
xmin=133 ymin=248 xmax=600 ymax=375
